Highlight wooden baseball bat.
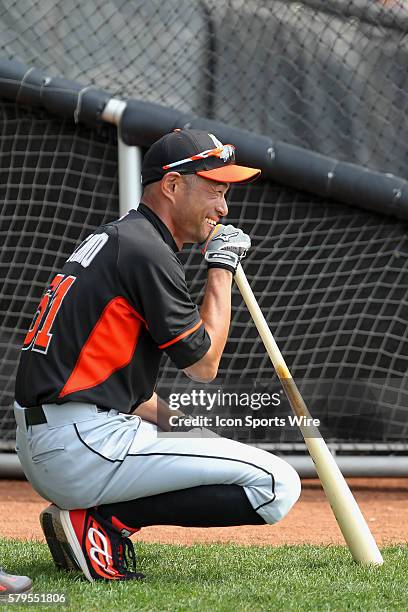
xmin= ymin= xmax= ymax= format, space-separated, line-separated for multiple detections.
xmin=234 ymin=263 xmax=383 ymax=565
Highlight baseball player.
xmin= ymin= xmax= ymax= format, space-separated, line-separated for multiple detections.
xmin=14 ymin=130 xmax=301 ymax=582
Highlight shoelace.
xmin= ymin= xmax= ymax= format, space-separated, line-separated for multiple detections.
xmin=95 ymin=513 xmax=142 ymax=578
xmin=98 ymin=516 xmax=141 ymax=576
xmin=113 ymin=536 xmax=138 ymax=576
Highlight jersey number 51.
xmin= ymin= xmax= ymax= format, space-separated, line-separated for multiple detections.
xmin=22 ymin=274 xmax=76 ymax=354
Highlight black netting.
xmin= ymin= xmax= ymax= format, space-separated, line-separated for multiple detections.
xmin=0 ymin=1 xmax=407 ymax=175
xmin=157 ymin=183 xmax=408 ymax=444
xmin=1 ymin=99 xmax=407 ymax=447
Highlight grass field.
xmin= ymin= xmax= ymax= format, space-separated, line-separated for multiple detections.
xmin=1 ymin=539 xmax=408 ymax=611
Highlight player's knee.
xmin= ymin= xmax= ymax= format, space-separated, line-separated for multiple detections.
xmin=259 ymin=461 xmax=301 ymax=525
xmin=274 ymin=463 xmax=301 ymax=522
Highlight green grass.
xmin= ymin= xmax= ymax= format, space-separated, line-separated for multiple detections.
xmin=1 ymin=539 xmax=408 ymax=611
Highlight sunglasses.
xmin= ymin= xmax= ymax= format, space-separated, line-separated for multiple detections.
xmin=163 ymin=144 xmax=236 ymax=170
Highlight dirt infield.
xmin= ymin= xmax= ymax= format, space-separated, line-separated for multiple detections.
xmin=0 ymin=478 xmax=407 ymax=546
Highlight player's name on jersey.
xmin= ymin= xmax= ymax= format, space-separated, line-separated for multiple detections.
xmin=66 ymin=232 xmax=109 ymax=268
xmin=170 ymin=415 xmax=320 ymax=429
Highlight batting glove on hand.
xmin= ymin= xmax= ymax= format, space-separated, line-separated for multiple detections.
xmin=200 ymin=224 xmax=251 ymax=275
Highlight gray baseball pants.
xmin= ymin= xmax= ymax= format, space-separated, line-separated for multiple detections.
xmin=14 ymin=402 xmax=300 ymax=524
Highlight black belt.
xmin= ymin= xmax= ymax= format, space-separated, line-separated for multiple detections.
xmin=24 ymin=404 xmax=110 ymax=427
xmin=24 ymin=405 xmax=47 ymax=427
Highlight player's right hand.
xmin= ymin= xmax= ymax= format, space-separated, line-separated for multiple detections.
xmin=199 ymin=224 xmax=251 ymax=275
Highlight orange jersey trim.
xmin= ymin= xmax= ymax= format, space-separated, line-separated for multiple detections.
xmin=158 ymin=320 xmax=203 ymax=350
xmin=59 ymin=297 xmax=145 ymax=398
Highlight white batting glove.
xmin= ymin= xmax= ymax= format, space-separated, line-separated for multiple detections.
xmin=200 ymin=224 xmax=251 ymax=275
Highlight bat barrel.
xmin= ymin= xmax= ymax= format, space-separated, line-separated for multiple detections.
xmin=306 ymin=436 xmax=384 ymax=565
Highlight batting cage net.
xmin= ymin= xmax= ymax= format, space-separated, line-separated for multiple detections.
xmin=0 ymin=0 xmax=407 ymax=453
xmin=0 ymin=97 xmax=407 ymax=450
xmin=1 ymin=0 xmax=407 ymax=177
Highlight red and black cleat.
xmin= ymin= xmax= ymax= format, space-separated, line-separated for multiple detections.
xmin=40 ymin=504 xmax=144 ymax=582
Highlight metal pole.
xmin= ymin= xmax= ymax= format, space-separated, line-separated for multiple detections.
xmin=101 ymin=97 xmax=142 ymax=216
xmin=118 ymin=138 xmax=142 ymax=215
xmin=2 ymin=453 xmax=408 ymax=480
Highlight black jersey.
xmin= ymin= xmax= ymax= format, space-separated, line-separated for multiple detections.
xmin=15 ymin=204 xmax=211 ymax=413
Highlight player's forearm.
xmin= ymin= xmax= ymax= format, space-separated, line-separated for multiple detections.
xmin=184 ymin=268 xmax=232 ymax=382
xmin=133 ymin=392 xmax=183 ymax=431
xmin=200 ymin=267 xmax=232 ymax=353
